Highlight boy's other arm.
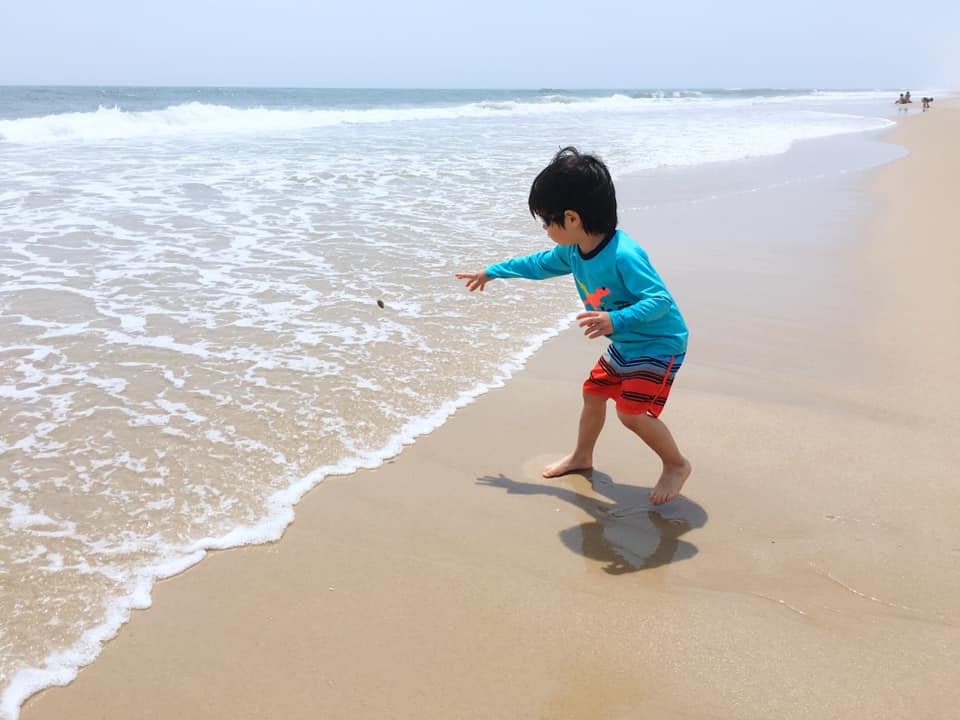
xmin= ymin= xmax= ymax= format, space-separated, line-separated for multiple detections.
xmin=607 ymin=253 xmax=673 ymax=331
xmin=577 ymin=310 xmax=614 ymax=339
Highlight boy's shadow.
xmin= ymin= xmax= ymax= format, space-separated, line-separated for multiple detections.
xmin=478 ymin=471 xmax=707 ymax=575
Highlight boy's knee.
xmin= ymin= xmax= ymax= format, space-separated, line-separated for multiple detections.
xmin=616 ymin=409 xmax=652 ymax=426
xmin=582 ymin=390 xmax=607 ymax=407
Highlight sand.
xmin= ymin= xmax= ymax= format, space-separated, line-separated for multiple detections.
xmin=21 ymin=102 xmax=960 ymax=720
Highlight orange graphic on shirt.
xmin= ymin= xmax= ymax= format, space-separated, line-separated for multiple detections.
xmin=583 ymin=286 xmax=611 ymax=310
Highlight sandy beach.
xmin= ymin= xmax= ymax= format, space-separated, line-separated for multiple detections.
xmin=20 ymin=102 xmax=959 ymax=719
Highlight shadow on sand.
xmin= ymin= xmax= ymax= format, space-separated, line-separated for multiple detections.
xmin=478 ymin=471 xmax=707 ymax=575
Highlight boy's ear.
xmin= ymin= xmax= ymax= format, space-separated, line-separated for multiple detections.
xmin=564 ymin=210 xmax=582 ymax=227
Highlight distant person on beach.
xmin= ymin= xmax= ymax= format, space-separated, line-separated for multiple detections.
xmin=456 ymin=147 xmax=691 ymax=505
xmin=922 ymin=97 xmax=934 ymax=111
xmin=895 ymin=93 xmax=909 ymax=112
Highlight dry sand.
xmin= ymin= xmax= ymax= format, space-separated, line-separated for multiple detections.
xmin=22 ymin=102 xmax=960 ymax=720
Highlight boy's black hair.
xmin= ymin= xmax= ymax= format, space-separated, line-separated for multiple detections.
xmin=528 ymin=146 xmax=618 ymax=235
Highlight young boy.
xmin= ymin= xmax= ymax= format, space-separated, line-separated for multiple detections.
xmin=456 ymin=146 xmax=691 ymax=505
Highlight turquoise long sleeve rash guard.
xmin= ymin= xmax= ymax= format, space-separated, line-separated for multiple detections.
xmin=486 ymin=229 xmax=688 ymax=357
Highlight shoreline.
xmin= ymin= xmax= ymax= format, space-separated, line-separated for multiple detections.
xmin=18 ymin=103 xmax=960 ymax=719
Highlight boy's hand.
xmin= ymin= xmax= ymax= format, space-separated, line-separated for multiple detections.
xmin=455 ymin=271 xmax=493 ymax=292
xmin=577 ymin=311 xmax=612 ymax=339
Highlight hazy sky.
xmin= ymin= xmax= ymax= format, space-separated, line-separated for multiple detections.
xmin=2 ymin=0 xmax=956 ymax=88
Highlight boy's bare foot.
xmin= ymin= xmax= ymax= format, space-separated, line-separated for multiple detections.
xmin=650 ymin=458 xmax=692 ymax=505
xmin=542 ymin=452 xmax=593 ymax=478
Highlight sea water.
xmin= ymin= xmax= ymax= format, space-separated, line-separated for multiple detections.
xmin=0 ymin=86 xmax=897 ymax=718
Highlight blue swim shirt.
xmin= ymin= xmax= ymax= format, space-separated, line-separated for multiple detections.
xmin=486 ymin=229 xmax=688 ymax=357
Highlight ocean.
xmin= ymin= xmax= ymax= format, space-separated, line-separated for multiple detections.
xmin=0 ymin=86 xmax=898 ymax=718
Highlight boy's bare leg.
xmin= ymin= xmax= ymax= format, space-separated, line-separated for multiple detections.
xmin=543 ymin=392 xmax=607 ymax=478
xmin=616 ymin=411 xmax=692 ymax=505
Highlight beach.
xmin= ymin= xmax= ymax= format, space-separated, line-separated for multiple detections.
xmin=12 ymin=99 xmax=960 ymax=719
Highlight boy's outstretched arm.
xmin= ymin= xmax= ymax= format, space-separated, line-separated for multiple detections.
xmin=455 ymin=271 xmax=493 ymax=292
xmin=458 ymin=247 xmax=571 ymax=292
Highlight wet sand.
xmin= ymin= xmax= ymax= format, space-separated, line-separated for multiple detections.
xmin=22 ymin=102 xmax=960 ymax=719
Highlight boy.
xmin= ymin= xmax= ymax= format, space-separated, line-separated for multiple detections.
xmin=456 ymin=146 xmax=691 ymax=505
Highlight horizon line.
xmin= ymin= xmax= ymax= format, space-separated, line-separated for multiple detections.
xmin=0 ymin=83 xmax=902 ymax=92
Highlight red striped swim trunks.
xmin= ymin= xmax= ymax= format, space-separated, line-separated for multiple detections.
xmin=583 ymin=347 xmax=685 ymax=416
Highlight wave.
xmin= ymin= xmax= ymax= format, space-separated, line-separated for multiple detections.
xmin=0 ymin=99 xmax=601 ymax=143
xmin=0 ymin=89 xmax=896 ymax=145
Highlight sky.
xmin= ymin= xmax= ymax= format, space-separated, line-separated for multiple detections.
xmin=1 ymin=0 xmax=957 ymax=89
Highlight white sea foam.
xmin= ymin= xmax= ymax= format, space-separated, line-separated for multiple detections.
xmin=1 ymin=550 xmax=206 ymax=720
xmin=0 ymin=310 xmax=575 ymax=720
